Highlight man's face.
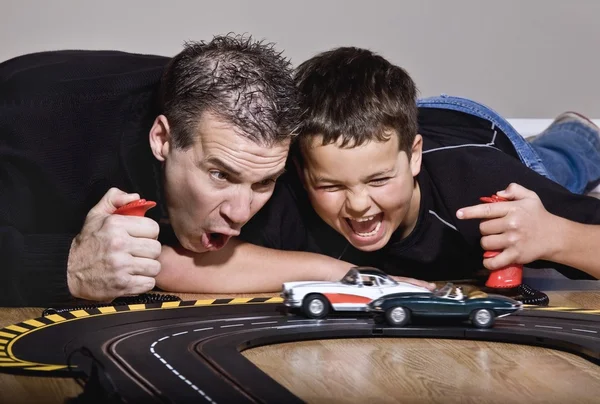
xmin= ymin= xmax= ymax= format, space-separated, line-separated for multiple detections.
xmin=151 ymin=113 xmax=289 ymax=253
xmin=300 ymin=133 xmax=422 ymax=252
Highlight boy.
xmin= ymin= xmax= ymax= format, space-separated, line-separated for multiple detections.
xmin=156 ymin=47 xmax=600 ymax=293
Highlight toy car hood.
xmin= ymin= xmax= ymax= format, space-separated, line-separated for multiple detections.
xmin=282 ymin=281 xmax=332 ymax=290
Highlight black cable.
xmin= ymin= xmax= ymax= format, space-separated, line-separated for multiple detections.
xmin=513 ymin=283 xmax=550 ymax=306
xmin=65 ymin=346 xmax=125 ymax=404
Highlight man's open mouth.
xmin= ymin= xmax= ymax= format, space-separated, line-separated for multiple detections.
xmin=201 ymin=232 xmax=231 ymax=251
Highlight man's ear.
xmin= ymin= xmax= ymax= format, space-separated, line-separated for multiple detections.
xmin=149 ymin=115 xmax=171 ymax=162
xmin=410 ymin=134 xmax=423 ymax=177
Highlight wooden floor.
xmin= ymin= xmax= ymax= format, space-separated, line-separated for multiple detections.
xmin=245 ymin=339 xmax=600 ymax=404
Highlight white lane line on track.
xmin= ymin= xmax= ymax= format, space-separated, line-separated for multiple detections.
xmin=276 ymin=324 xmax=312 ymax=330
xmin=224 ymin=316 xmax=269 ymax=322
xmin=220 ymin=324 xmax=244 ymax=329
xmin=328 ymin=318 xmax=361 ymax=321
xmin=276 ymin=321 xmax=369 ymax=330
xmin=534 ymin=325 xmax=563 ymax=330
xmin=251 ymin=321 xmax=277 ymax=325
xmin=572 ymin=328 xmax=598 ymax=334
xmin=150 ymin=327 xmax=218 ymax=403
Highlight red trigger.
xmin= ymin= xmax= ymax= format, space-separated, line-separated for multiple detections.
xmin=114 ymin=199 xmax=157 ymax=217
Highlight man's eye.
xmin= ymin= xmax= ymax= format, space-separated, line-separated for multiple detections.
xmin=209 ymin=170 xmax=228 ymax=181
xmin=258 ymin=179 xmax=276 ymax=187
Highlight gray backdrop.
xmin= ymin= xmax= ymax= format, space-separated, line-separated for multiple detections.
xmin=1 ymin=0 xmax=598 ymax=118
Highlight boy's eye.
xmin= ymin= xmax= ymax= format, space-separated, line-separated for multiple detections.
xmin=369 ymin=177 xmax=391 ymax=186
xmin=209 ymin=170 xmax=228 ymax=181
xmin=318 ymin=185 xmax=342 ymax=192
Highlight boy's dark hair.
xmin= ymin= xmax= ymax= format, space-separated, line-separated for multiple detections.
xmin=159 ymin=33 xmax=300 ymax=149
xmin=293 ymin=47 xmax=418 ymax=156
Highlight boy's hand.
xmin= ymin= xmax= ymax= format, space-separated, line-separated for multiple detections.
xmin=456 ymin=183 xmax=560 ymax=270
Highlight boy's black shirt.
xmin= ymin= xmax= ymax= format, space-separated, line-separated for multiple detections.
xmin=240 ymin=108 xmax=600 ymax=280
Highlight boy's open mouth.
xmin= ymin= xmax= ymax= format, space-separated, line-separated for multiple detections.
xmin=345 ymin=212 xmax=384 ymax=237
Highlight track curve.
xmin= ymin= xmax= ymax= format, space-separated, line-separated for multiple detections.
xmin=0 ymin=298 xmax=599 ymax=403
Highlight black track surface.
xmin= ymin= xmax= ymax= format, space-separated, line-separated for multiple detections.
xmin=1 ymin=301 xmax=599 ymax=404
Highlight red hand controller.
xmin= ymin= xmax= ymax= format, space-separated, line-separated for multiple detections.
xmin=480 ymin=195 xmax=523 ymax=288
xmin=114 ymin=199 xmax=156 ymax=217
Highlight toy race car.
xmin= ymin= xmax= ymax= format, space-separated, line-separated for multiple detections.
xmin=281 ymin=266 xmax=432 ymax=319
xmin=367 ymin=283 xmax=522 ymax=329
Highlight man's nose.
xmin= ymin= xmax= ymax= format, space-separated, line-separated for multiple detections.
xmin=222 ymin=188 xmax=253 ymax=225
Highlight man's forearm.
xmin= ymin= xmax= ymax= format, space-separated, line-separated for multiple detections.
xmin=156 ymin=238 xmax=355 ymax=294
xmin=549 ymin=218 xmax=600 ymax=279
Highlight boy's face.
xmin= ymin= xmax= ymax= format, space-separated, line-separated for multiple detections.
xmin=299 ymin=133 xmax=422 ymax=252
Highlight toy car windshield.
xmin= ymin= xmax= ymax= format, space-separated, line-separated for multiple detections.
xmin=341 ymin=269 xmax=362 ymax=285
xmin=340 ymin=267 xmax=401 ymax=287
xmin=433 ymin=283 xmax=454 ymax=297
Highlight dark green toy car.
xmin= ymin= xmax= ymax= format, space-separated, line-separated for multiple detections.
xmin=366 ymin=283 xmax=522 ymax=329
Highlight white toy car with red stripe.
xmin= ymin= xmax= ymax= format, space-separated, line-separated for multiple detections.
xmin=281 ymin=266 xmax=432 ymax=319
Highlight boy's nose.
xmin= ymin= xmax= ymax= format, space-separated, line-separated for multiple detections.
xmin=345 ymin=189 xmax=371 ymax=213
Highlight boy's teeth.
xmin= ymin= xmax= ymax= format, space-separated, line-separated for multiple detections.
xmin=355 ymin=215 xmax=375 ymax=222
xmin=355 ymin=220 xmax=381 ymax=237
xmin=346 ymin=213 xmax=382 ymax=236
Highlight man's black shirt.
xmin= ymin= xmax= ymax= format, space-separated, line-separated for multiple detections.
xmin=0 ymin=50 xmax=170 ymax=305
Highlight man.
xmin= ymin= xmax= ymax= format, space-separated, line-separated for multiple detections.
xmin=156 ymin=46 xmax=600 ymax=293
xmin=0 ymin=34 xmax=300 ymax=306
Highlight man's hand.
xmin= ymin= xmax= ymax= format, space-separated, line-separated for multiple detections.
xmin=456 ymin=183 xmax=561 ymax=270
xmin=67 ymin=188 xmax=162 ymax=302
xmin=390 ymin=276 xmax=437 ymax=291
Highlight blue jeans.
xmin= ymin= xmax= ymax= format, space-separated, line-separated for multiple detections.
xmin=417 ymin=95 xmax=600 ymax=194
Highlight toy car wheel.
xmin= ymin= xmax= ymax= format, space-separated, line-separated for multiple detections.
xmin=471 ymin=308 xmax=495 ymax=328
xmin=302 ymin=294 xmax=330 ymax=319
xmin=385 ymin=306 xmax=410 ymax=327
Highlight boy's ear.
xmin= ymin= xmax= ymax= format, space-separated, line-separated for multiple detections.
xmin=149 ymin=115 xmax=172 ymax=162
xmin=410 ymin=134 xmax=423 ymax=177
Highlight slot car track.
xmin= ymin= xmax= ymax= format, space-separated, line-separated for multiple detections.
xmin=1 ymin=298 xmax=600 ymax=404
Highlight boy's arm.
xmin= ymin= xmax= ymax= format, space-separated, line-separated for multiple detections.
xmin=155 ymin=238 xmax=355 ymax=293
xmin=456 ymin=183 xmax=600 ymax=279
